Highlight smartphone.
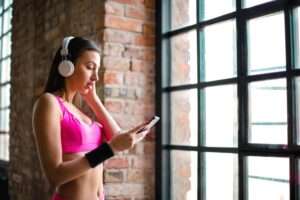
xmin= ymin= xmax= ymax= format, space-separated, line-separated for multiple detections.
xmin=137 ymin=116 xmax=160 ymax=134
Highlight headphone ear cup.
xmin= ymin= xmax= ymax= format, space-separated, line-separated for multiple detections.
xmin=58 ymin=60 xmax=74 ymax=77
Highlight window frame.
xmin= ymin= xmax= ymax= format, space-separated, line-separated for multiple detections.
xmin=156 ymin=0 xmax=300 ymax=199
xmin=0 ymin=0 xmax=13 ymax=163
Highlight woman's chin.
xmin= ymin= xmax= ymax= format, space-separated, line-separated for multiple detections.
xmin=79 ymin=88 xmax=90 ymax=95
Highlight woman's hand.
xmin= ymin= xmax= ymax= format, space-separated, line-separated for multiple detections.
xmin=81 ymin=82 xmax=99 ymax=105
xmin=108 ymin=122 xmax=149 ymax=153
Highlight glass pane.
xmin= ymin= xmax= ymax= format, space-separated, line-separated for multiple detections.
xmin=0 ymin=39 xmax=2 ymax=59
xmin=201 ymin=20 xmax=236 ymax=81
xmin=202 ymin=84 xmax=238 ymax=147
xmin=1 ymin=84 xmax=10 ymax=108
xmin=204 ymin=152 xmax=238 ymax=200
xmin=171 ymin=150 xmax=198 ymax=200
xmin=200 ymin=0 xmax=236 ymax=21
xmin=168 ymin=89 xmax=198 ymax=146
xmin=168 ymin=31 xmax=197 ymax=87
xmin=249 ymin=79 xmax=287 ymax=144
xmin=169 ymin=0 xmax=196 ymax=31
xmin=4 ymin=0 xmax=12 ymax=9
xmin=2 ymin=32 xmax=11 ymax=57
xmin=247 ymin=156 xmax=289 ymax=200
xmin=0 ymin=0 xmax=3 ymax=12
xmin=247 ymin=12 xmax=286 ymax=75
xmin=294 ymin=77 xmax=300 ymax=144
xmin=3 ymin=7 xmax=12 ymax=33
xmin=0 ymin=109 xmax=9 ymax=132
xmin=1 ymin=58 xmax=10 ymax=83
xmin=0 ymin=16 xmax=3 ymax=35
xmin=243 ymin=0 xmax=275 ymax=8
xmin=0 ymin=133 xmax=9 ymax=161
xmin=294 ymin=7 xmax=300 ymax=69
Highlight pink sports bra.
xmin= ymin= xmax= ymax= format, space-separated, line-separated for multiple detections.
xmin=55 ymin=96 xmax=104 ymax=153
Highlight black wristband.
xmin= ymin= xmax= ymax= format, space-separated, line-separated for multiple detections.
xmin=85 ymin=142 xmax=114 ymax=168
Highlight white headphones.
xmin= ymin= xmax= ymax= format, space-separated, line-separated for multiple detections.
xmin=58 ymin=36 xmax=75 ymax=77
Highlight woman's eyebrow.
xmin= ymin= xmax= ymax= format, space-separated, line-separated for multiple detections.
xmin=86 ymin=61 xmax=100 ymax=68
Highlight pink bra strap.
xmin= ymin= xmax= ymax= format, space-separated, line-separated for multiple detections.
xmin=55 ymin=96 xmax=66 ymax=115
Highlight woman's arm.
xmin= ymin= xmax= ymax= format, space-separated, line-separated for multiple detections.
xmin=83 ymin=85 xmax=121 ymax=141
xmin=88 ymin=97 xmax=120 ymax=141
xmin=32 ymin=93 xmax=92 ymax=187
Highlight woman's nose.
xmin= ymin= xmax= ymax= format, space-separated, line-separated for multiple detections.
xmin=92 ymin=71 xmax=99 ymax=81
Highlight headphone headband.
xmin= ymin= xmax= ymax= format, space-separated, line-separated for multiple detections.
xmin=60 ymin=36 xmax=74 ymax=56
xmin=58 ymin=36 xmax=75 ymax=77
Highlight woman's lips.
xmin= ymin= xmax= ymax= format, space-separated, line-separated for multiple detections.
xmin=86 ymin=82 xmax=93 ymax=90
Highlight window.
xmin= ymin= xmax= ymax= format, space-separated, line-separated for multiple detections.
xmin=0 ymin=0 xmax=12 ymax=162
xmin=157 ymin=0 xmax=300 ymax=199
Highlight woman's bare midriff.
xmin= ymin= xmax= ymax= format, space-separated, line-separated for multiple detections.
xmin=57 ymin=152 xmax=103 ymax=200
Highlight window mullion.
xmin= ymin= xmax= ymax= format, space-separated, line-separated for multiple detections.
xmin=237 ymin=0 xmax=248 ymax=200
xmin=196 ymin=0 xmax=203 ymax=200
xmin=284 ymin=4 xmax=297 ymax=200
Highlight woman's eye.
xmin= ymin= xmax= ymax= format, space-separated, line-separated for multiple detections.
xmin=87 ymin=65 xmax=94 ymax=69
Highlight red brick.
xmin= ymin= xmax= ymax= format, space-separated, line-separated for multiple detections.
xmin=104 ymin=170 xmax=124 ymax=183
xmin=132 ymin=156 xmax=154 ymax=169
xmin=124 ymin=46 xmax=155 ymax=60
xmin=134 ymin=34 xmax=155 ymax=46
xmin=105 ymin=157 xmax=129 ymax=169
xmin=145 ymin=0 xmax=155 ymax=9
xmin=103 ymin=29 xmax=134 ymax=44
xmin=104 ymin=99 xmax=123 ymax=113
xmin=127 ymin=169 xmax=144 ymax=182
xmin=103 ymin=56 xmax=130 ymax=71
xmin=124 ymin=46 xmax=141 ymax=59
xmin=143 ymin=23 xmax=155 ymax=35
xmin=123 ymin=100 xmax=135 ymax=114
xmin=125 ymin=5 xmax=145 ymax=19
xmin=103 ymin=43 xmax=125 ymax=56
xmin=111 ymin=0 xmax=145 ymax=4
xmin=131 ymin=59 xmax=154 ymax=72
xmin=144 ymin=48 xmax=155 ymax=61
xmin=128 ymin=142 xmax=144 ymax=154
xmin=124 ymin=71 xmax=140 ymax=86
xmin=126 ymin=6 xmax=155 ymax=21
xmin=105 ymin=15 xmax=143 ymax=32
xmin=105 ymin=1 xmax=125 ymax=16
xmin=105 ymin=183 xmax=145 ymax=196
xmin=132 ymin=103 xmax=154 ymax=116
xmin=143 ymin=142 xmax=154 ymax=154
xmin=111 ymin=0 xmax=135 ymax=4
xmin=112 ymin=112 xmax=145 ymax=130
xmin=104 ymin=71 xmax=124 ymax=84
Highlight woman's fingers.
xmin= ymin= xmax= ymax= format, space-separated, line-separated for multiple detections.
xmin=110 ymin=123 xmax=151 ymax=152
xmin=129 ymin=121 xmax=149 ymax=134
xmin=134 ymin=128 xmax=150 ymax=144
xmin=110 ymin=132 xmax=135 ymax=152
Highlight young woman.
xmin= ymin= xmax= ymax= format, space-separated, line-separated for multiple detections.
xmin=32 ymin=36 xmax=149 ymax=200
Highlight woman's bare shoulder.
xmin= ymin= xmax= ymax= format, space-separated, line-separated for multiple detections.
xmin=33 ymin=93 xmax=60 ymax=114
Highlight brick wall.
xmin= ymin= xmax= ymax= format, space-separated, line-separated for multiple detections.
xmin=102 ymin=1 xmax=156 ymax=199
xmin=10 ymin=0 xmax=41 ymax=199
xmin=9 ymin=0 xmax=156 ymax=199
